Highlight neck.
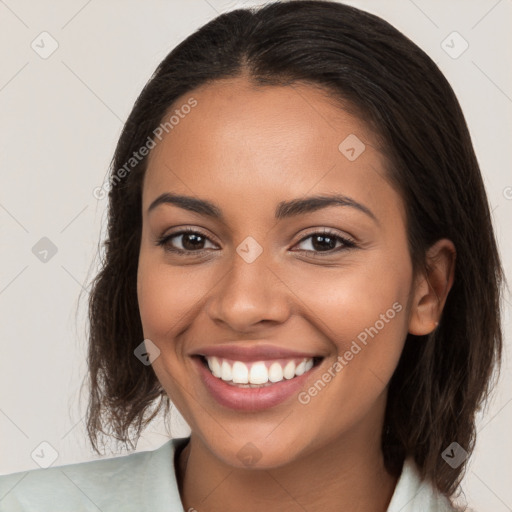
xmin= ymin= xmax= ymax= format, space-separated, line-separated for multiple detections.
xmin=176 ymin=424 xmax=398 ymax=512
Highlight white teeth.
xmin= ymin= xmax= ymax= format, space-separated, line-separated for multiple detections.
xmin=268 ymin=362 xmax=283 ymax=383
xmin=221 ymin=360 xmax=232 ymax=381
xmin=249 ymin=362 xmax=269 ymax=384
xmin=295 ymin=360 xmax=306 ymax=376
xmin=208 ymin=356 xmax=222 ymax=378
xmin=205 ymin=356 xmax=317 ymax=385
xmin=283 ymin=361 xmax=296 ymax=379
xmin=232 ymin=361 xmax=249 ymax=384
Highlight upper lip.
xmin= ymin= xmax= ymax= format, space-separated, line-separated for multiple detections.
xmin=192 ymin=343 xmax=323 ymax=362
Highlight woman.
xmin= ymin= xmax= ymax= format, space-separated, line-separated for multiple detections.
xmin=0 ymin=1 xmax=504 ymax=511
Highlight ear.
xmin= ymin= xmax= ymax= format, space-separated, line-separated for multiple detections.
xmin=408 ymin=239 xmax=456 ymax=336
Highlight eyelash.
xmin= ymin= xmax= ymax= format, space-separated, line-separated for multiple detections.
xmin=155 ymin=226 xmax=357 ymax=257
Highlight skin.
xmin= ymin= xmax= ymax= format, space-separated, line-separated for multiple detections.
xmin=137 ymin=76 xmax=456 ymax=512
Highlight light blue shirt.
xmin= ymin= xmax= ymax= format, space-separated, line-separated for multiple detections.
xmin=0 ymin=437 xmax=456 ymax=511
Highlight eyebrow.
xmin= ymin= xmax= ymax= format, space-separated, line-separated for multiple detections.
xmin=147 ymin=192 xmax=378 ymax=224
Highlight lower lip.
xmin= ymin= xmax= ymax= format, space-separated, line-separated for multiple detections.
xmin=193 ymin=357 xmax=319 ymax=411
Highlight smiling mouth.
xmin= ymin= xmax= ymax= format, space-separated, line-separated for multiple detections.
xmin=197 ymin=355 xmax=324 ymax=388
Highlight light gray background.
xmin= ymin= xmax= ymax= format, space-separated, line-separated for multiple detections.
xmin=0 ymin=0 xmax=511 ymax=510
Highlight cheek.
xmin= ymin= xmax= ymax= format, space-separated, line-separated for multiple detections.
xmin=283 ymin=249 xmax=412 ymax=395
xmin=137 ymin=263 xmax=174 ymax=338
xmin=137 ymin=254 xmax=207 ymax=339
xmin=286 ymin=263 xmax=410 ymax=432
xmin=286 ymin=255 xmax=411 ymax=344
xmin=136 ymin=255 xmax=202 ymax=419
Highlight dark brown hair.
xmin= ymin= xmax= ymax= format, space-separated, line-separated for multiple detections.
xmin=83 ymin=0 xmax=505 ymax=499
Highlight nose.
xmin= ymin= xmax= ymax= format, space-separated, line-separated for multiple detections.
xmin=205 ymin=248 xmax=291 ymax=332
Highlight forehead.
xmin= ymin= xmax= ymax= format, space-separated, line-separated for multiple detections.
xmin=143 ymin=77 xmax=404 ymax=227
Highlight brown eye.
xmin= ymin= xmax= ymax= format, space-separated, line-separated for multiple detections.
xmin=156 ymin=228 xmax=217 ymax=254
xmin=293 ymin=230 xmax=357 ymax=254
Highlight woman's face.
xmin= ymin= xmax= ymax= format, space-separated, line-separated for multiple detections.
xmin=137 ymin=77 xmax=418 ymax=468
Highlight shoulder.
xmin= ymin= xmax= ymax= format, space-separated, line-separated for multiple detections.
xmin=0 ymin=437 xmax=189 ymax=512
xmin=386 ymin=458 xmax=460 ymax=512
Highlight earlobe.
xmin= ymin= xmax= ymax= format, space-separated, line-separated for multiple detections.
xmin=408 ymin=239 xmax=456 ymax=336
